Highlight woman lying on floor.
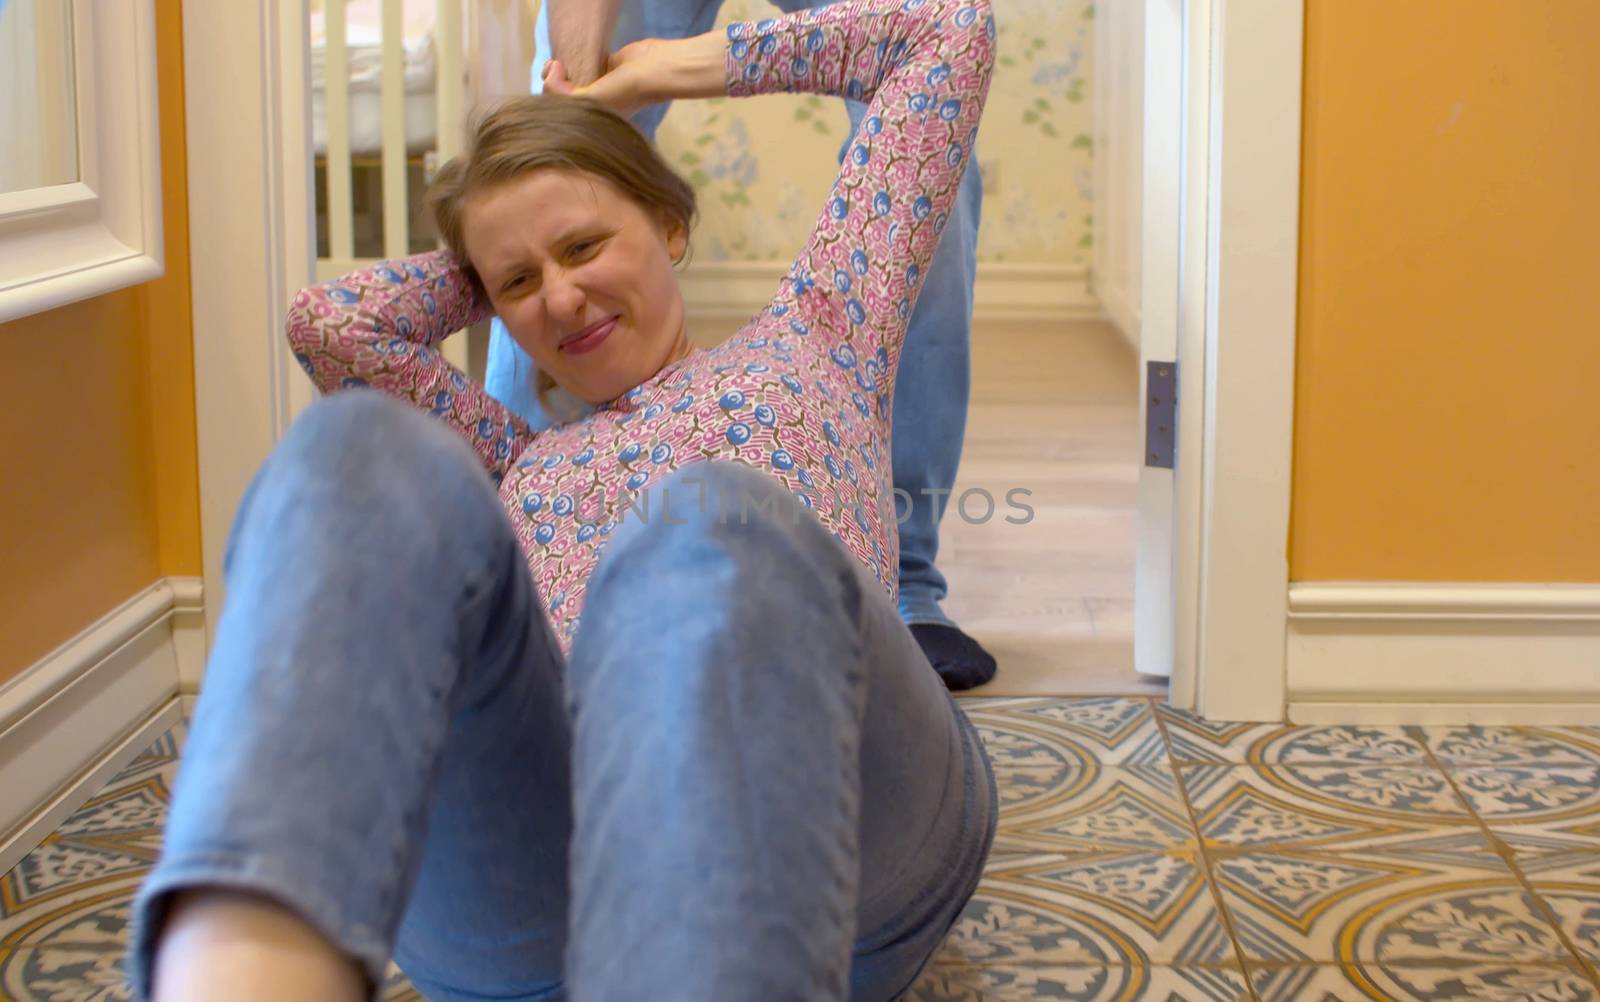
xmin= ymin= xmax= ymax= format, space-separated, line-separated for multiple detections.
xmin=131 ymin=1 xmax=997 ymax=999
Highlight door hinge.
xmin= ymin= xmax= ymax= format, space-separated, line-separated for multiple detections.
xmin=1145 ymin=361 xmax=1177 ymax=469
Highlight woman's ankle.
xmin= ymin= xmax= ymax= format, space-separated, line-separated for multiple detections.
xmin=148 ymin=888 xmax=367 ymax=1002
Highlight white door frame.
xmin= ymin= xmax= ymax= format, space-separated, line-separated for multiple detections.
xmin=185 ymin=0 xmax=1303 ymax=723
xmin=184 ymin=0 xmax=314 ymax=665
xmin=1158 ymin=0 xmax=1303 ymax=721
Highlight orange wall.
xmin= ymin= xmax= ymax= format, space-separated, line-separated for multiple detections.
xmin=0 ymin=0 xmax=199 ymax=682
xmin=1292 ymin=0 xmax=1600 ymax=581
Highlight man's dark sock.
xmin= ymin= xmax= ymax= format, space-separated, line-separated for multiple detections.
xmin=911 ymin=623 xmax=997 ymax=691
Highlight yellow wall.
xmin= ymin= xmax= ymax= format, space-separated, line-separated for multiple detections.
xmin=1292 ymin=0 xmax=1600 ymax=582
xmin=0 ymin=0 xmax=199 ymax=682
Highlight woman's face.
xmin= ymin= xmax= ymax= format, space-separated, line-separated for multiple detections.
xmin=462 ymin=168 xmax=692 ymax=405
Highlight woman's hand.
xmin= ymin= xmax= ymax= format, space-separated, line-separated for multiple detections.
xmin=542 ymin=39 xmax=663 ymax=118
xmin=541 ymin=31 xmax=728 ymax=119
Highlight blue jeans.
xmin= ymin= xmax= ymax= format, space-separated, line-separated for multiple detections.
xmin=129 ymin=392 xmax=996 ymax=1002
xmin=487 ymin=0 xmax=982 ymax=629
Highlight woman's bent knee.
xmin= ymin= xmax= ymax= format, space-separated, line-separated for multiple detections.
xmin=253 ymin=392 xmax=503 ymax=529
xmin=224 ymin=391 xmax=510 ymax=580
xmin=276 ymin=391 xmax=485 ymax=488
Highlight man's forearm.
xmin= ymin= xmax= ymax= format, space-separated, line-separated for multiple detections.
xmin=546 ymin=0 xmax=625 ymax=86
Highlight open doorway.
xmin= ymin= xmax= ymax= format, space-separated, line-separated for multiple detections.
xmin=638 ymin=0 xmax=1165 ymax=698
xmin=302 ymin=0 xmax=1172 ymax=699
xmin=186 ymin=0 xmax=1305 ymax=726
xmin=933 ymin=0 xmax=1159 ymax=697
xmin=304 ymin=0 xmax=1173 ymax=699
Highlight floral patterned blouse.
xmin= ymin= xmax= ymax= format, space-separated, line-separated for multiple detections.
xmin=287 ymin=0 xmax=996 ymax=655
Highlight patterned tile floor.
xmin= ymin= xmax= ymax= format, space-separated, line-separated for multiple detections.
xmin=7 ymin=698 xmax=1600 ymax=1000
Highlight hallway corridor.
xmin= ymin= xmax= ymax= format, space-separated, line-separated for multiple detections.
xmin=942 ymin=317 xmax=1162 ymax=698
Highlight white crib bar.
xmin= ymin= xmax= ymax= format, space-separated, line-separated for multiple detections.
xmin=435 ymin=0 xmax=464 ymax=162
xmin=434 ymin=0 xmax=472 ymax=373
xmin=324 ymin=0 xmax=355 ymax=262
xmin=380 ymin=0 xmax=409 ymax=260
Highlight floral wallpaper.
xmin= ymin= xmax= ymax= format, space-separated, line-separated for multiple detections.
xmin=654 ymin=0 xmax=1096 ymax=265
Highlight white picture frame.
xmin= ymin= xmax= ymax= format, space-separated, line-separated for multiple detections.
xmin=0 ymin=0 xmax=163 ymax=323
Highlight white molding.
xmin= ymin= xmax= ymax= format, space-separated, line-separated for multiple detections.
xmin=273 ymin=0 xmax=320 ymax=434
xmin=677 ymin=260 xmax=1098 ymax=325
xmin=1182 ymin=0 xmax=1303 ymax=721
xmin=0 ymin=585 xmax=173 ymax=735
xmin=0 ymin=0 xmax=164 ymax=323
xmin=1284 ymin=583 xmax=1600 ymax=723
xmin=186 ymin=0 xmax=316 ymax=646
xmin=0 ymin=702 xmax=183 ymax=878
xmin=0 ymin=580 xmax=197 ymax=874
xmin=1290 ymin=703 xmax=1600 ymax=727
xmin=1289 ymin=583 xmax=1600 ymax=622
xmin=169 ymin=576 xmax=208 ymax=693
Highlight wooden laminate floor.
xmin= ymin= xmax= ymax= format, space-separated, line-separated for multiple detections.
xmin=939 ymin=317 xmax=1166 ymax=697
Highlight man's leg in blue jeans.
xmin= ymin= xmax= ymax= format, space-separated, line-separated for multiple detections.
xmin=486 ymin=0 xmax=996 ymax=689
xmin=831 ymin=94 xmax=996 ymax=690
xmin=130 ymin=392 xmax=993 ymax=1001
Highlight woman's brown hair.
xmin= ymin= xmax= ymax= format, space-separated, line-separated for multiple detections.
xmin=427 ymin=95 xmax=698 ymax=415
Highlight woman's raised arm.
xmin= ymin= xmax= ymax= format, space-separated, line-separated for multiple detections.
xmin=286 ymin=249 xmax=535 ymax=484
xmin=558 ymin=0 xmax=994 ymax=368
xmin=726 ymin=0 xmax=996 ymax=364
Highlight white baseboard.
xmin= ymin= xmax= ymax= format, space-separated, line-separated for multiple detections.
xmin=1286 ymin=582 xmax=1600 ymax=724
xmin=679 ymin=260 xmax=1100 ymax=326
xmin=1289 ymin=702 xmax=1600 ymax=726
xmin=0 ymin=577 xmax=202 ymax=874
xmin=169 ymin=576 xmax=208 ymax=693
xmin=0 ymin=701 xmax=183 ymax=878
